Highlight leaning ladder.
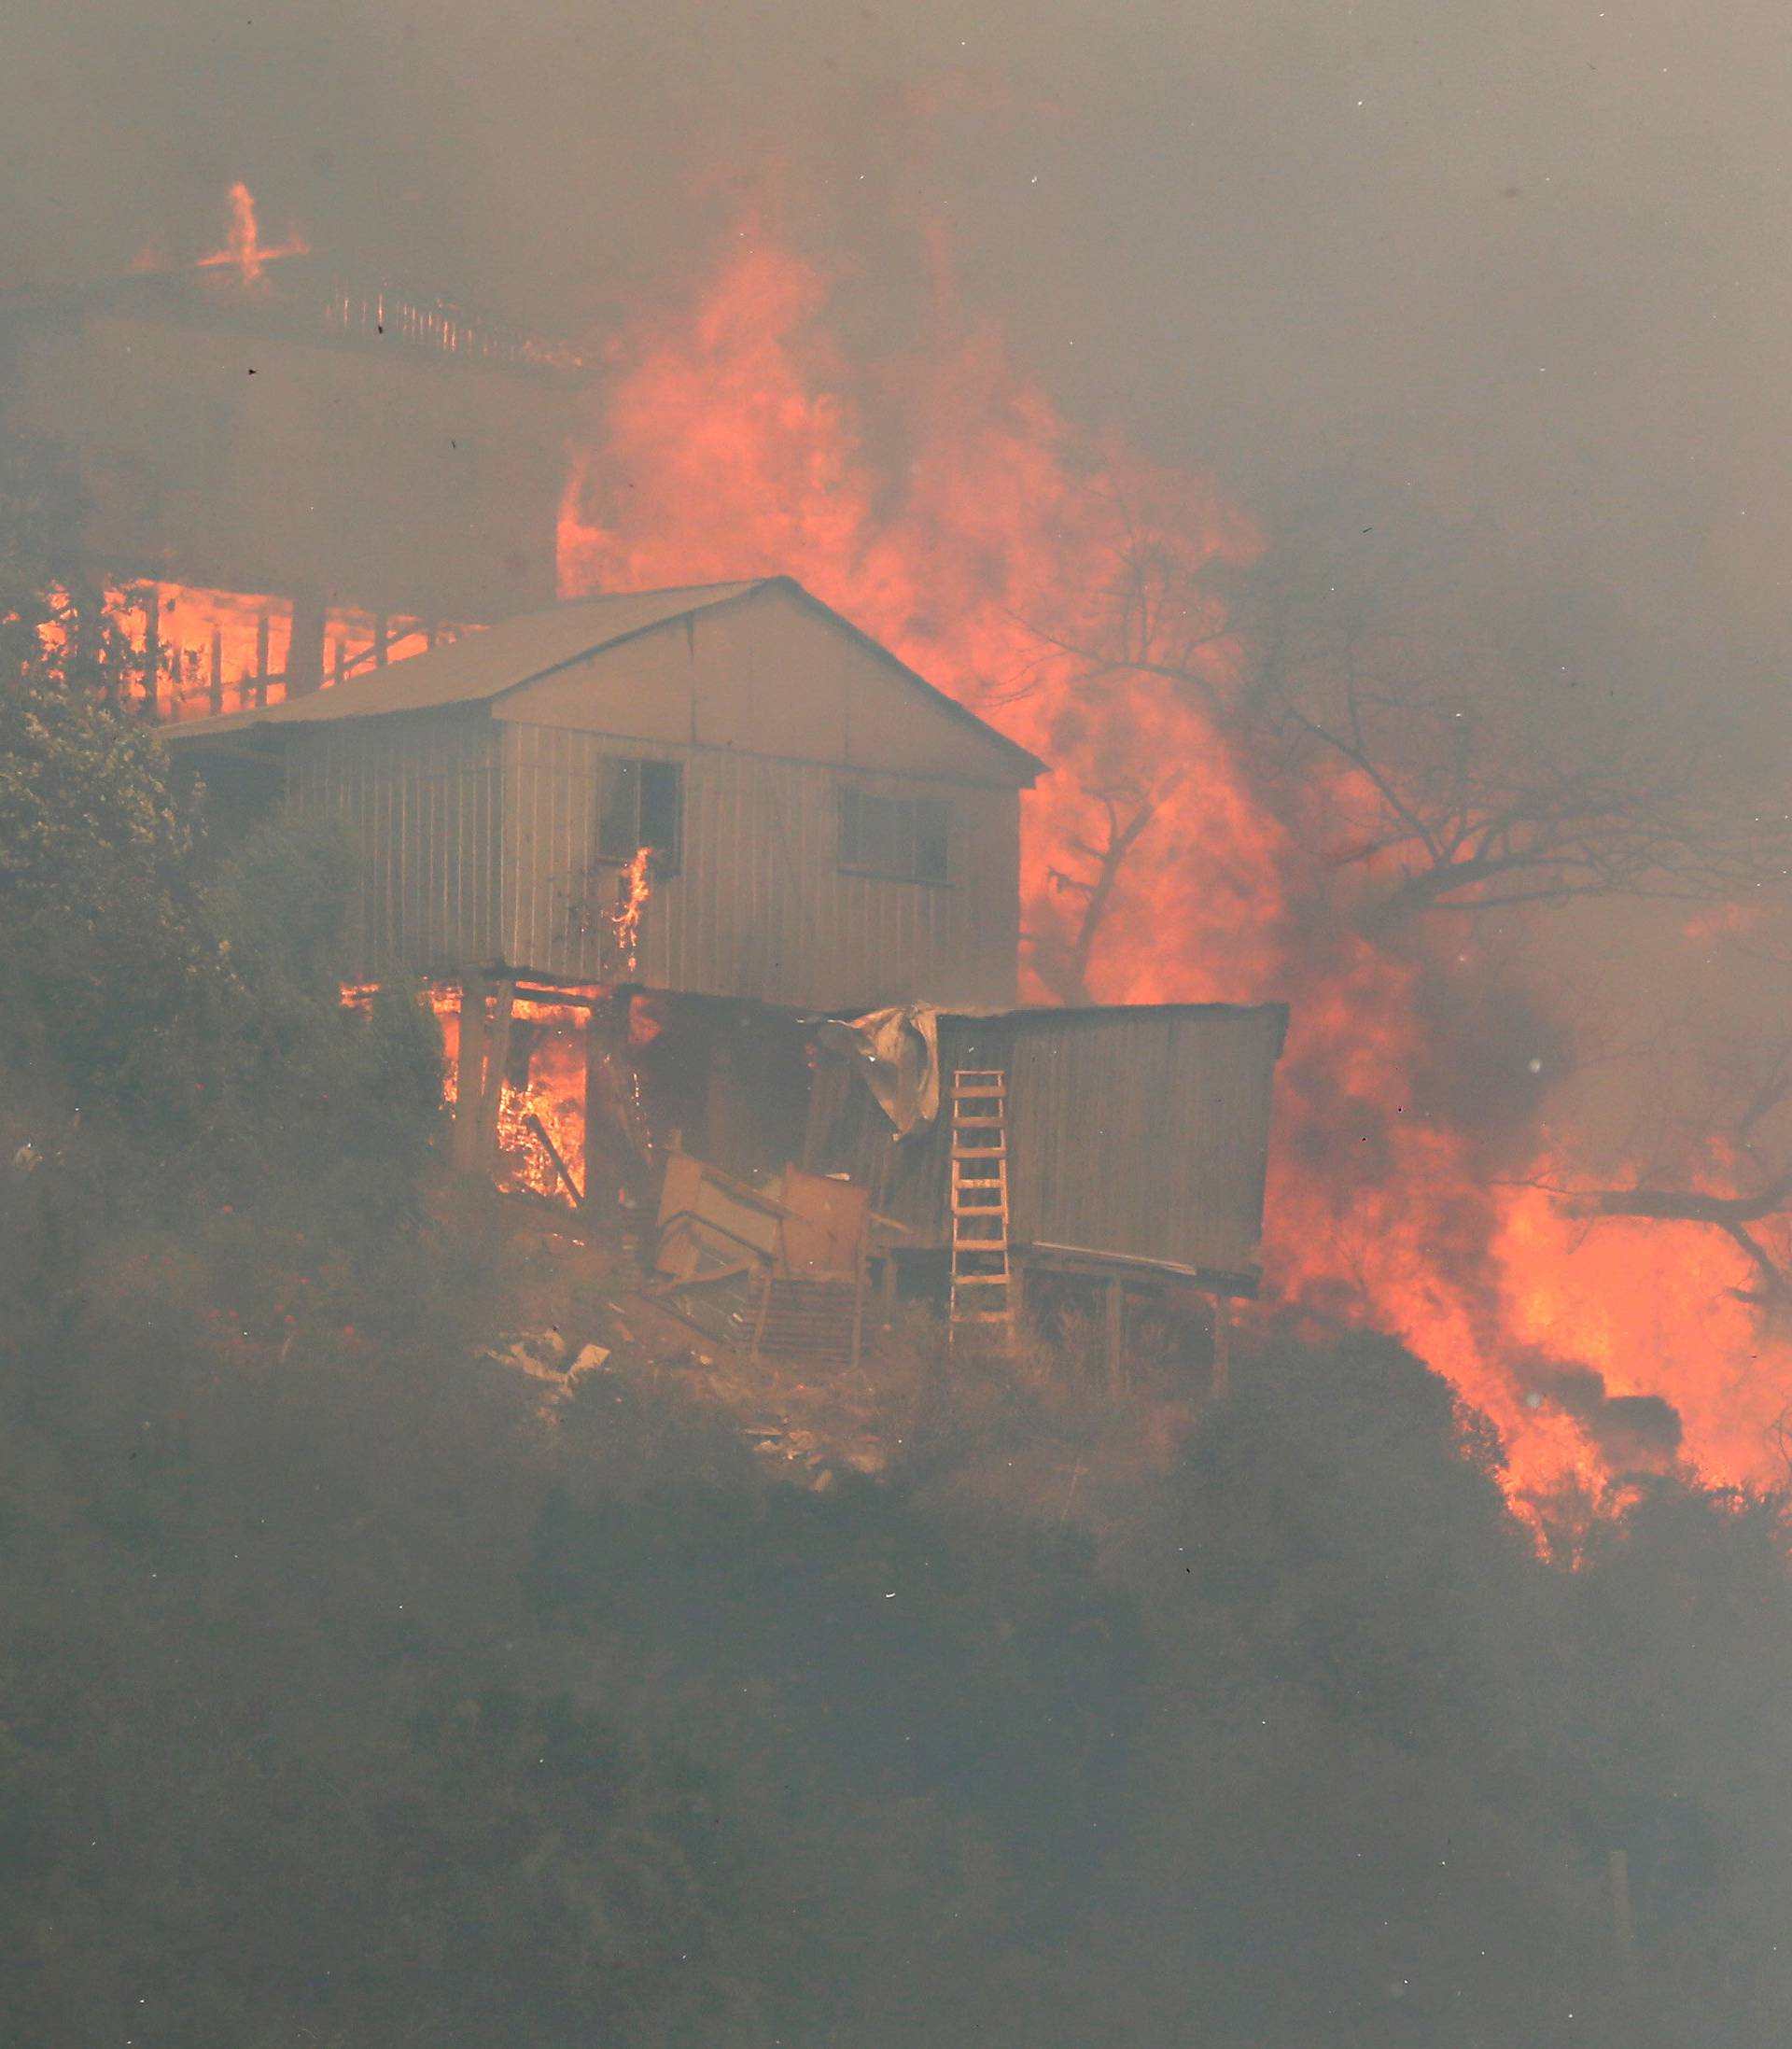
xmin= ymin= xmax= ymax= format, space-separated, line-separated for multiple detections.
xmin=948 ymin=1070 xmax=1016 ymax=1338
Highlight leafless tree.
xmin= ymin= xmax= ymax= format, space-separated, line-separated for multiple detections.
xmin=1519 ymin=939 xmax=1792 ymax=1312
xmin=1027 ymin=529 xmax=1792 ymax=946
xmin=1029 ymin=768 xmax=1186 ymax=1005
xmin=1239 ymin=566 xmax=1791 ymax=936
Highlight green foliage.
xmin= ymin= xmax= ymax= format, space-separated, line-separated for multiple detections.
xmin=0 ymin=433 xmax=90 ymax=661
xmin=195 ymin=809 xmax=447 ymax=1256
xmin=0 ymin=667 xmax=215 ymax=1115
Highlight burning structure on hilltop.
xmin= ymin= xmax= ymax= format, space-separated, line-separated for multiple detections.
xmin=0 ymin=185 xmax=580 ymax=716
xmin=164 ymin=574 xmax=1286 ymax=1380
xmin=14 ymin=183 xmax=1781 ymax=1508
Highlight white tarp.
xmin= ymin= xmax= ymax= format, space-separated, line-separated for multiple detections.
xmin=816 ymin=1004 xmax=942 ymax=1138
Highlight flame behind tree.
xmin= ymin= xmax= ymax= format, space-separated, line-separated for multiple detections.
xmin=1045 ymin=526 xmax=1792 ymax=940
xmin=1523 ymin=930 xmax=1792 ymax=1326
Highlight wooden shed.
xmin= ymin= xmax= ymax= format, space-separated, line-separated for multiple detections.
xmin=805 ymin=1002 xmax=1290 ymax=1298
xmin=162 ymin=577 xmax=1043 ymax=1013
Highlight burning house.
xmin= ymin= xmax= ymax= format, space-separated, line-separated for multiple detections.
xmin=0 ymin=186 xmax=580 ymax=713
xmin=163 ymin=572 xmax=1285 ymax=1378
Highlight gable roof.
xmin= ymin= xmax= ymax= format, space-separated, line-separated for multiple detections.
xmin=160 ymin=575 xmax=1047 ymax=783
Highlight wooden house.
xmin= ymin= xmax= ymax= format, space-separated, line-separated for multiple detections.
xmin=166 ymin=578 xmax=1285 ymax=1374
xmin=163 ymin=575 xmax=1041 ymax=1011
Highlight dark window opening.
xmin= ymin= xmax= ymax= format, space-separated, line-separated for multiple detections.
xmin=839 ymin=785 xmax=951 ymax=884
xmin=598 ymin=757 xmax=682 ymax=876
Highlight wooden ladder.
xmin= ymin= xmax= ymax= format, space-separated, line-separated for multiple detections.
xmin=949 ymin=1070 xmax=1015 ymax=1338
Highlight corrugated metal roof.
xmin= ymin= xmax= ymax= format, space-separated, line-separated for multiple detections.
xmin=159 ymin=576 xmax=1048 ymax=780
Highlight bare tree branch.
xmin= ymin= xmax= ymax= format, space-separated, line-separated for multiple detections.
xmin=1031 ymin=767 xmax=1187 ymax=1005
xmin=1026 ymin=528 xmax=1792 ymax=938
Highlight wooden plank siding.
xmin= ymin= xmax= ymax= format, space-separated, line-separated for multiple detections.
xmin=497 ymin=720 xmax=1019 ymax=1010
xmin=812 ymin=1004 xmax=1288 ymax=1287
xmin=285 ymin=710 xmax=501 ymax=981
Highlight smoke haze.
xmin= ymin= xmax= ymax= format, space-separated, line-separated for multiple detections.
xmin=9 ymin=0 xmax=1792 ymax=741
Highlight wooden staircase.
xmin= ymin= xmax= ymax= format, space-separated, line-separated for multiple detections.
xmin=948 ymin=1070 xmax=1015 ymax=1340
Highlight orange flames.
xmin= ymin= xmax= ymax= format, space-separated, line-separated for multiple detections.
xmin=196 ymin=181 xmax=308 ymax=286
xmin=105 ymin=582 xmax=469 ymax=721
xmin=427 ymin=987 xmax=590 ymax=1207
xmin=610 ymin=849 xmax=654 ymax=976
xmin=557 ymin=218 xmax=1792 ymax=1515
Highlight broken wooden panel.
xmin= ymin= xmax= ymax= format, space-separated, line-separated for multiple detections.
xmin=654 ymin=1149 xmax=788 ymax=1284
xmin=777 ymin=1167 xmax=871 ymax=1281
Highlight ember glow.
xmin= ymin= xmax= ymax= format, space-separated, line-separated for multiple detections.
xmin=559 ymin=220 xmax=1792 ymax=1511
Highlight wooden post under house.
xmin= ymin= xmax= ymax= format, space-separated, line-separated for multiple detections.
xmin=1104 ymin=1276 xmax=1127 ymax=1395
xmin=478 ymin=978 xmax=517 ymax=1167
xmin=581 ymin=1008 xmax=605 ymax=1218
xmin=452 ymin=977 xmax=490 ymax=1171
xmin=286 ymin=587 xmax=328 ymax=698
xmin=253 ymin=608 xmax=271 ymax=709
xmin=1210 ymin=1296 xmax=1231 ymax=1401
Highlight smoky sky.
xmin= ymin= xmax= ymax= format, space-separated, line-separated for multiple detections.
xmin=6 ymin=0 xmax=1790 ymax=763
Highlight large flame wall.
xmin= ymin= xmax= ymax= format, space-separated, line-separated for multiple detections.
xmin=557 ymin=221 xmax=1792 ymax=1516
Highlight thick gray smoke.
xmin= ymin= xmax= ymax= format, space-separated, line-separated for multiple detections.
xmin=7 ymin=0 xmax=1790 ymax=764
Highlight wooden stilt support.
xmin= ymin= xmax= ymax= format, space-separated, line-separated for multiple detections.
xmin=254 ymin=608 xmax=271 ymax=709
xmin=1104 ymin=1276 xmax=1127 ymax=1396
xmin=1609 ymin=1849 xmax=1635 ymax=1971
xmin=1210 ymin=1296 xmax=1231 ymax=1402
xmin=848 ymin=1243 xmax=868 ymax=1374
xmin=452 ymin=976 xmax=490 ymax=1171
xmin=581 ymin=1003 xmax=609 ymax=1219
xmin=525 ymin=1113 xmax=583 ymax=1207
xmin=479 ymin=978 xmax=516 ymax=1166
xmin=209 ymin=627 xmax=224 ymax=716
xmin=286 ymin=586 xmax=327 ymax=698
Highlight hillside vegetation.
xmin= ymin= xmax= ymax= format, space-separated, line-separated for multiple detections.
xmin=2 ymin=679 xmax=1791 ymax=2046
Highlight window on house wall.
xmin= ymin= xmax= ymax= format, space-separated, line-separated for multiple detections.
xmin=838 ymin=784 xmax=951 ymax=884
xmin=597 ymin=757 xmax=682 ymax=876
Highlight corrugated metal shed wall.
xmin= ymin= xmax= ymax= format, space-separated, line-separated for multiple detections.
xmin=286 ymin=711 xmax=501 ymax=980
xmin=856 ymin=1005 xmax=1287 ymax=1284
xmin=499 ymin=722 xmax=1019 ymax=1010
